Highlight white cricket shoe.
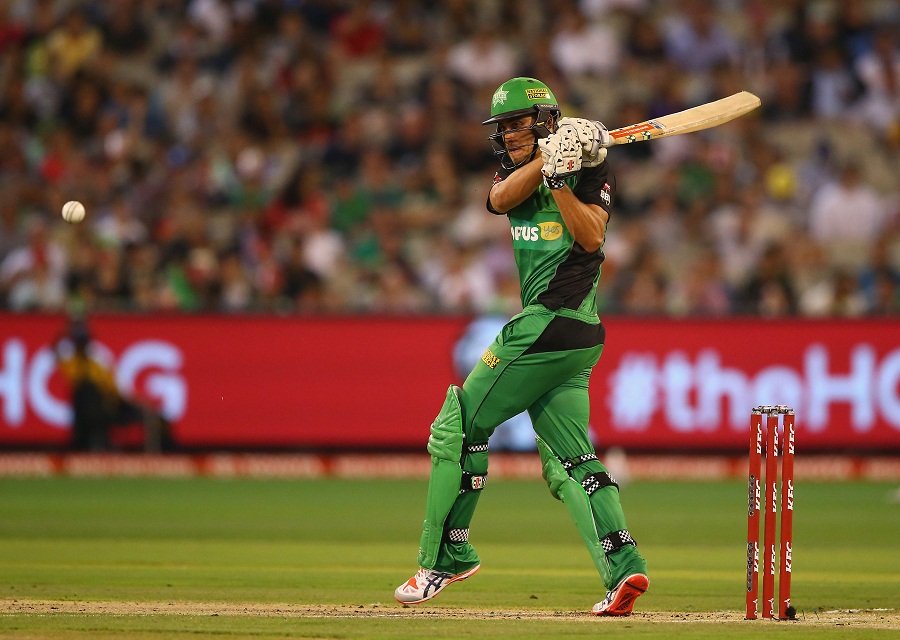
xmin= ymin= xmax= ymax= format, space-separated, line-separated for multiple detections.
xmin=591 ymin=573 xmax=649 ymax=616
xmin=394 ymin=564 xmax=480 ymax=605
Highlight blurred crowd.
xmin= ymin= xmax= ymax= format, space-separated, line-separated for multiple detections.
xmin=0 ymin=0 xmax=898 ymax=317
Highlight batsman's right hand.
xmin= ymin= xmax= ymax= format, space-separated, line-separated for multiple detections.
xmin=538 ymin=124 xmax=582 ymax=179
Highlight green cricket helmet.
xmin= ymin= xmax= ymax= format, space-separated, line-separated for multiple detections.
xmin=483 ymin=77 xmax=560 ymax=170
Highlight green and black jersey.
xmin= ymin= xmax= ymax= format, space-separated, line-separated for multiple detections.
xmin=487 ymin=163 xmax=615 ymax=316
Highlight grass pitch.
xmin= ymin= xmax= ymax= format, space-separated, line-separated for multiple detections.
xmin=0 ymin=475 xmax=898 ymax=638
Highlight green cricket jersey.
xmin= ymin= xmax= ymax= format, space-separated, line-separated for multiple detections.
xmin=487 ymin=163 xmax=615 ymax=315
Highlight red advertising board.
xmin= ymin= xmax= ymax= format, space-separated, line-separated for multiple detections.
xmin=1 ymin=314 xmax=898 ymax=451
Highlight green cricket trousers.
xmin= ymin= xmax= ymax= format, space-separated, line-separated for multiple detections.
xmin=425 ymin=304 xmax=646 ymax=586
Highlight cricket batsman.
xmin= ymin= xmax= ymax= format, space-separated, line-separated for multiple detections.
xmin=394 ymin=77 xmax=649 ymax=616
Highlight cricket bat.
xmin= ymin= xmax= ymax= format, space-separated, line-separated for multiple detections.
xmin=605 ymin=91 xmax=761 ymax=146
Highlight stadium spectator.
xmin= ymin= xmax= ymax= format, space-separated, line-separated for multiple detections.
xmin=809 ymin=44 xmax=860 ymax=119
xmin=0 ymin=216 xmax=67 ymax=311
xmin=0 ymin=0 xmax=896 ymax=319
xmin=445 ymin=24 xmax=518 ymax=88
xmin=45 ymin=7 xmax=101 ymax=80
xmin=808 ymin=164 xmax=891 ymax=268
xmin=662 ymin=0 xmax=738 ymax=74
xmin=550 ymin=4 xmax=621 ymax=77
xmin=852 ymin=24 xmax=900 ymax=138
xmin=734 ymin=243 xmax=798 ymax=317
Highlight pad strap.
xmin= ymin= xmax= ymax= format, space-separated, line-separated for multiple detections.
xmin=600 ymin=529 xmax=637 ymax=554
xmin=466 ymin=442 xmax=489 ymax=454
xmin=581 ymin=471 xmax=619 ymax=495
xmin=444 ymin=528 xmax=469 ymax=543
xmin=563 ymin=453 xmax=598 ymax=470
xmin=460 ymin=471 xmax=487 ymax=494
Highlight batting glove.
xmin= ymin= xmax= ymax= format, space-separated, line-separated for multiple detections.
xmin=559 ymin=117 xmax=610 ymax=167
xmin=538 ymin=124 xmax=582 ymax=182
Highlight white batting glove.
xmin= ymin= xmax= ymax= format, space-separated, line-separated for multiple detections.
xmin=538 ymin=124 xmax=582 ymax=182
xmin=559 ymin=117 xmax=610 ymax=167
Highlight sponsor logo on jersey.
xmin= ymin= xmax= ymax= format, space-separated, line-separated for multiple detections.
xmin=492 ymin=173 xmax=503 ymax=185
xmin=481 ymin=348 xmax=500 ymax=369
xmin=511 ymin=225 xmax=539 ymax=241
xmin=537 ymin=222 xmax=563 ymax=240
xmin=525 ymin=88 xmax=549 ymax=100
xmin=511 ymin=223 xmax=566 ymax=243
xmin=601 ymin=182 xmax=611 ymax=207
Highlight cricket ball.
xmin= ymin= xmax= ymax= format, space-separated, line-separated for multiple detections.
xmin=61 ymin=200 xmax=86 ymax=224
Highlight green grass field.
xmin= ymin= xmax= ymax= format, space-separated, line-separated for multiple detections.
xmin=0 ymin=476 xmax=898 ymax=638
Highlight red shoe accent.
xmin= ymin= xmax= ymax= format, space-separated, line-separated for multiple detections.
xmin=592 ymin=573 xmax=649 ymax=616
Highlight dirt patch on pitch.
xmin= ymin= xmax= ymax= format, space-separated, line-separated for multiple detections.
xmin=1 ymin=600 xmax=898 ymax=628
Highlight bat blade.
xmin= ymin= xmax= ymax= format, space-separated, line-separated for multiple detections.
xmin=606 ymin=91 xmax=761 ymax=146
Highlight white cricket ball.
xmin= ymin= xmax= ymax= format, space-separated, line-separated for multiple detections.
xmin=61 ymin=200 xmax=86 ymax=224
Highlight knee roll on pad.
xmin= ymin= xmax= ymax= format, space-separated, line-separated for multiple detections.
xmin=430 ymin=388 xmax=487 ymax=493
xmin=427 ymin=385 xmax=464 ymax=462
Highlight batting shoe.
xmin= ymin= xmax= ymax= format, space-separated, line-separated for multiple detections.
xmin=394 ymin=564 xmax=480 ymax=605
xmin=591 ymin=573 xmax=649 ymax=616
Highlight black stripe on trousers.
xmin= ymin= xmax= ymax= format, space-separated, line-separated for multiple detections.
xmin=522 ymin=315 xmax=605 ymax=355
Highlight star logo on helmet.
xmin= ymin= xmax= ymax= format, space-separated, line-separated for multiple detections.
xmin=492 ymin=88 xmax=508 ymax=108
